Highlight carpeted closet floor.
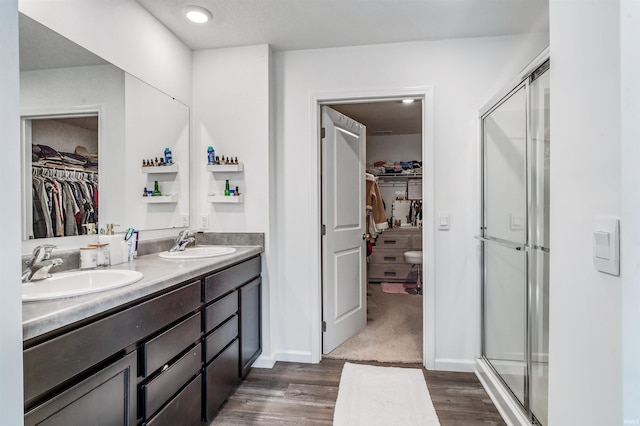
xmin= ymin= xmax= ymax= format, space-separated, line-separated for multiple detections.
xmin=324 ymin=283 xmax=423 ymax=363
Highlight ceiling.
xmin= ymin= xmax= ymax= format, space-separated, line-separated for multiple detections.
xmin=134 ymin=0 xmax=547 ymax=136
xmin=331 ymin=100 xmax=422 ymax=136
xmin=136 ymin=0 xmax=549 ymax=52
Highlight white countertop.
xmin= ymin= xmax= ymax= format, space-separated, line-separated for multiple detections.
xmin=22 ymin=246 xmax=262 ymax=342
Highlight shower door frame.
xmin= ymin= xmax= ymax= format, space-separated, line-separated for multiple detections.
xmin=478 ymin=49 xmax=549 ymax=426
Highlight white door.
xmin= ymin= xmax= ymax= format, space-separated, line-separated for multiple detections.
xmin=321 ymin=106 xmax=367 ymax=354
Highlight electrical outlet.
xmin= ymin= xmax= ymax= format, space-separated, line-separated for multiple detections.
xmin=200 ymin=214 xmax=209 ymax=229
xmin=181 ymin=215 xmax=189 ymax=227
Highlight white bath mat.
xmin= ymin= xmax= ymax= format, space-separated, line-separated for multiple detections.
xmin=333 ymin=362 xmax=441 ymax=426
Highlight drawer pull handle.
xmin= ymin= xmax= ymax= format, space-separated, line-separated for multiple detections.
xmin=384 ymin=256 xmax=396 ymax=261
xmin=384 ymin=240 xmax=397 ymax=244
xmin=384 ymin=271 xmax=397 ymax=276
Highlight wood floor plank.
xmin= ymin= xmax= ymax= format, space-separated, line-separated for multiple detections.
xmin=209 ymin=359 xmax=506 ymax=426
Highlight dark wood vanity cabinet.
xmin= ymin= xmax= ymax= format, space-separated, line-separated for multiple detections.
xmin=24 ymin=351 xmax=138 ymax=426
xmin=23 ymin=254 xmax=262 ymax=425
xmin=202 ymin=255 xmax=262 ymax=421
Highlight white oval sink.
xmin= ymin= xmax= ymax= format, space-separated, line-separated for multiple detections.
xmin=158 ymin=246 xmax=236 ymax=259
xmin=22 ymin=269 xmax=144 ymax=302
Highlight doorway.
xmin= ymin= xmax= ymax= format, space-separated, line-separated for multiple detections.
xmin=313 ymin=87 xmax=435 ymax=369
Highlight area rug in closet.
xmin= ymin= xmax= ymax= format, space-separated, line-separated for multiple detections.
xmin=381 ymin=282 xmax=417 ymax=294
xmin=333 ymin=363 xmax=441 ymax=426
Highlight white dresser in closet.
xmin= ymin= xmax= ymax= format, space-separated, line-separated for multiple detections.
xmin=368 ymin=227 xmax=422 ymax=282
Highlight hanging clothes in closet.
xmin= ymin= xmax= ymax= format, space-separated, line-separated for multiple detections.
xmin=31 ymin=166 xmax=98 ymax=239
xmin=366 ymin=173 xmax=388 ymax=242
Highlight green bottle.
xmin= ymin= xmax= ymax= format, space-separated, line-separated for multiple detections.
xmin=152 ymin=180 xmax=162 ymax=196
xmin=225 ymin=179 xmax=230 ymax=196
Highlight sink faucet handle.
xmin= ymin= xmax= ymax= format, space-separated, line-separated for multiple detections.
xmin=29 ymin=244 xmax=58 ymax=264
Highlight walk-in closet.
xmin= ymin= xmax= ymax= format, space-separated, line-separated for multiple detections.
xmin=324 ymin=99 xmax=424 ymax=364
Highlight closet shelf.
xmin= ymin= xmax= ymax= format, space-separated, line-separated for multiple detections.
xmin=208 ymin=194 xmax=244 ymax=204
xmin=207 ymin=163 xmax=244 ymax=173
xmin=141 ymin=164 xmax=179 ymax=174
xmin=142 ymin=194 xmax=178 ymax=203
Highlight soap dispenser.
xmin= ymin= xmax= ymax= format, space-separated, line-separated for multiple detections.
xmin=99 ymin=223 xmax=123 ymax=265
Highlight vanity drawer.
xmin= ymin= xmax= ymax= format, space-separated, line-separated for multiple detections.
xmin=141 ymin=343 xmax=201 ymax=419
xmin=205 ymin=316 xmax=239 ymax=363
xmin=376 ymin=234 xmax=411 ymax=249
xmin=368 ymin=249 xmax=406 ymax=264
xmin=204 ymin=256 xmax=261 ymax=303
xmin=204 ymin=339 xmax=240 ymax=420
xmin=205 ymin=291 xmax=238 ymax=333
xmin=368 ymin=264 xmax=416 ymax=282
xmin=145 ymin=374 xmax=202 ymax=426
xmin=140 ymin=312 xmax=201 ymax=377
xmin=411 ymin=234 xmax=423 ymax=249
xmin=24 ymin=280 xmax=201 ymax=406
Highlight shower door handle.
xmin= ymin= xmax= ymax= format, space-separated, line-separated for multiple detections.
xmin=474 ymin=235 xmax=528 ymax=251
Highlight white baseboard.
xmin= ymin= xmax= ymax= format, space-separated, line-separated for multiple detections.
xmin=475 ymin=358 xmax=530 ymax=426
xmin=252 ymin=353 xmax=277 ymax=369
xmin=274 ymin=349 xmax=315 ymax=364
xmin=434 ymin=358 xmax=476 ymax=373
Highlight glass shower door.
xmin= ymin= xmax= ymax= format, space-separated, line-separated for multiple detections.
xmin=482 ymin=84 xmax=528 ymax=407
xmin=528 ymin=66 xmax=550 ymax=426
xmin=481 ymin=61 xmax=550 ymax=425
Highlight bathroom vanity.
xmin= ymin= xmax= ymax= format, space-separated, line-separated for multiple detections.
xmin=22 ymin=247 xmax=262 ymax=425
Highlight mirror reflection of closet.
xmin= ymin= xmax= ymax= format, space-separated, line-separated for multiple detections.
xmin=25 ymin=114 xmax=99 ymax=240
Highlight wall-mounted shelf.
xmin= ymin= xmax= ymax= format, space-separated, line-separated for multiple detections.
xmin=142 ymin=194 xmax=178 ymax=203
xmin=208 ymin=194 xmax=244 ymax=204
xmin=207 ymin=163 xmax=244 ymax=173
xmin=141 ymin=164 xmax=179 ymax=173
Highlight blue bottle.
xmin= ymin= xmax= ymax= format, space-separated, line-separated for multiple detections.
xmin=207 ymin=146 xmax=215 ymax=164
xmin=164 ymin=148 xmax=173 ymax=165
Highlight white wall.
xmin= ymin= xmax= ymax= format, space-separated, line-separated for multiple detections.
xmin=0 ymin=0 xmax=24 ymax=424
xmin=192 ymin=44 xmax=274 ymax=365
xmin=548 ymin=1 xmax=622 ymax=425
xmin=621 ymin=0 xmax=640 ymax=424
xmin=367 ymin=134 xmax=421 ymax=163
xmin=19 ymin=0 xmax=191 ymax=105
xmin=274 ymin=33 xmax=549 ymax=368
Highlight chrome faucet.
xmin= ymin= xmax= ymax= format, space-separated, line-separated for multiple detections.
xmin=22 ymin=244 xmax=63 ymax=282
xmin=169 ymin=230 xmax=196 ymax=252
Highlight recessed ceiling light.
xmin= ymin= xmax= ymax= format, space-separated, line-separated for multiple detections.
xmin=183 ymin=6 xmax=213 ymax=24
xmin=402 ymin=99 xmax=415 ymax=104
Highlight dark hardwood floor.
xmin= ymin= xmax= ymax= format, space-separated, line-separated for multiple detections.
xmin=210 ymin=359 xmax=506 ymax=425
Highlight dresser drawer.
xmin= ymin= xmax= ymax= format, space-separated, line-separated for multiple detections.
xmin=141 ymin=343 xmax=201 ymax=419
xmin=145 ymin=374 xmax=202 ymax=426
xmin=368 ymin=249 xmax=406 ymax=264
xmin=376 ymin=234 xmax=411 ymax=249
xmin=368 ymin=264 xmax=417 ymax=282
xmin=205 ymin=291 xmax=238 ymax=333
xmin=204 ymin=256 xmax=261 ymax=303
xmin=205 ymin=315 xmax=239 ymax=363
xmin=140 ymin=312 xmax=201 ymax=377
xmin=411 ymin=234 xmax=423 ymax=249
xmin=204 ymin=339 xmax=240 ymax=420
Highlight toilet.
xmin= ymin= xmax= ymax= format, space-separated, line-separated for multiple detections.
xmin=403 ymin=250 xmax=423 ymax=295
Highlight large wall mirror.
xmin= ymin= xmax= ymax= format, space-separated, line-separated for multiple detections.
xmin=19 ymin=13 xmax=190 ymax=244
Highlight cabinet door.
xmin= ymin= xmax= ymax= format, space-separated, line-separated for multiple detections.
xmin=25 ymin=351 xmax=137 ymax=426
xmin=240 ymin=277 xmax=262 ymax=378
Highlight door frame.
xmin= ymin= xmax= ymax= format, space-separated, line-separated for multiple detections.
xmin=311 ymin=87 xmax=435 ymax=369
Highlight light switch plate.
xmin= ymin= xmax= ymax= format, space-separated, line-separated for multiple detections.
xmin=437 ymin=212 xmax=450 ymax=230
xmin=593 ymin=216 xmax=619 ymax=275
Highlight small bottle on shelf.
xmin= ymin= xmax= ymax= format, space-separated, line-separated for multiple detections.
xmin=225 ymin=179 xmax=230 ymax=196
